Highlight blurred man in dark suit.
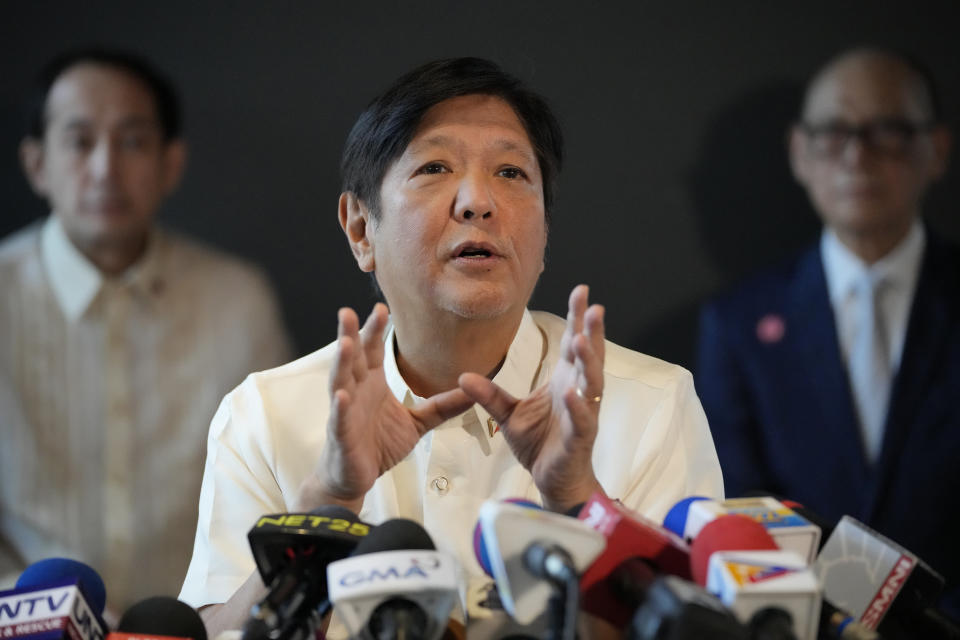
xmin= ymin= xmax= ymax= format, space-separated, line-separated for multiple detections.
xmin=696 ymin=47 xmax=958 ymax=614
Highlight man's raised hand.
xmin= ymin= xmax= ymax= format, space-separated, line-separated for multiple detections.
xmin=296 ymin=303 xmax=473 ymax=512
xmin=458 ymin=285 xmax=607 ymax=512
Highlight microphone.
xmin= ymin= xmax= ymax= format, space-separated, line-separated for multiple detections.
xmin=242 ymin=505 xmax=372 ymax=640
xmin=706 ymin=549 xmax=820 ymax=640
xmin=326 ymin=518 xmax=459 ymax=640
xmin=15 ymin=559 xmax=107 ymax=617
xmin=475 ymin=499 xmax=604 ymax=628
xmin=815 ymin=515 xmax=958 ymax=639
xmin=1 ymin=559 xmax=107 ymax=640
xmin=662 ymin=496 xmax=712 ymax=540
xmin=689 ymin=514 xmax=779 ymax=588
xmin=628 ymin=575 xmax=748 ymax=640
xmin=472 ymin=498 xmax=541 ymax=582
xmin=683 ymin=497 xmax=821 ymax=564
xmin=575 ymin=491 xmax=692 ymax=629
xmin=110 ymin=597 xmax=207 ymax=640
xmin=739 ymin=491 xmax=835 ymax=554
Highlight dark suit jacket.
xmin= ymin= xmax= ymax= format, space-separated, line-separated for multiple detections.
xmin=696 ymin=230 xmax=960 ymax=616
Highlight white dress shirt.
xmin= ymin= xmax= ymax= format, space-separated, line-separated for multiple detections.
xmin=179 ymin=308 xmax=724 ymax=620
xmin=820 ymin=222 xmax=925 ymax=378
xmin=0 ymin=216 xmax=292 ymax=611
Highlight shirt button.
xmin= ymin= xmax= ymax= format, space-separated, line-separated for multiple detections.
xmin=432 ymin=476 xmax=449 ymax=494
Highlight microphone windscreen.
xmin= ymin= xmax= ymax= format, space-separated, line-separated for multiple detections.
xmin=690 ymin=515 xmax=778 ymax=586
xmin=16 ymin=557 xmax=107 ymax=616
xmin=117 ymin=596 xmax=208 ymax=640
xmin=353 ymin=519 xmax=435 ymax=555
xmin=662 ymin=496 xmax=711 ymax=538
xmin=472 ymin=498 xmax=540 ymax=576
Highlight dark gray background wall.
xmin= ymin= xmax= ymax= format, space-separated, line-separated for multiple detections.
xmin=3 ymin=1 xmax=958 ymax=370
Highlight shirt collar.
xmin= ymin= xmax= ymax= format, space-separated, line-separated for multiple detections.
xmin=382 ymin=310 xmax=547 ymax=431
xmin=821 ymin=220 xmax=925 ymax=304
xmin=41 ymin=215 xmax=166 ymax=322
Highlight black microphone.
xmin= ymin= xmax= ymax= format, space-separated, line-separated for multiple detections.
xmin=748 ymin=607 xmax=797 ymax=640
xmin=113 ymin=596 xmax=207 ymax=640
xmin=242 ymin=505 xmax=371 ymax=640
xmin=628 ymin=575 xmax=748 ymax=640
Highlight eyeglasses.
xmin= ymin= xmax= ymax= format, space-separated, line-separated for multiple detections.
xmin=800 ymin=118 xmax=935 ymax=157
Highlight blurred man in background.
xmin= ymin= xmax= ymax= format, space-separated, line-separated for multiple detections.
xmin=0 ymin=48 xmax=292 ymax=613
xmin=696 ymin=47 xmax=958 ymax=614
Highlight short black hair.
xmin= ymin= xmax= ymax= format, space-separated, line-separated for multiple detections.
xmin=341 ymin=57 xmax=564 ymax=218
xmin=26 ymin=47 xmax=182 ymax=142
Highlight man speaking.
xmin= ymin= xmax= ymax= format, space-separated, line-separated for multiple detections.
xmin=180 ymin=57 xmax=722 ymax=635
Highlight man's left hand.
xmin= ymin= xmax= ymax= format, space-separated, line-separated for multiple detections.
xmin=459 ymin=284 xmax=605 ymax=512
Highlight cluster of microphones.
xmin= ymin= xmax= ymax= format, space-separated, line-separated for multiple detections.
xmin=2 ymin=495 xmax=957 ymax=640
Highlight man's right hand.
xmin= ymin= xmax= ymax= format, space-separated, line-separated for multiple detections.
xmin=295 ymin=303 xmax=474 ymax=513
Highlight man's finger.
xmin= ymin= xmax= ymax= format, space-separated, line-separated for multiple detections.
xmin=337 ymin=307 xmax=360 ymax=339
xmin=458 ymin=373 xmax=519 ymax=424
xmin=584 ymin=304 xmax=606 ymax=364
xmin=563 ymin=285 xmax=589 ymax=361
xmin=328 ymin=388 xmax=353 ymax=440
xmin=410 ymin=388 xmax=475 ymax=433
xmin=329 ymin=334 xmax=356 ymax=395
xmin=359 ymin=303 xmax=389 ymax=376
xmin=334 ymin=307 xmax=366 ymax=382
xmin=573 ymin=333 xmax=603 ymax=402
xmin=563 ymin=387 xmax=600 ymax=441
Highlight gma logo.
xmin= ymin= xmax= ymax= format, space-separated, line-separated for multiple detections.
xmin=337 ymin=556 xmax=443 ymax=588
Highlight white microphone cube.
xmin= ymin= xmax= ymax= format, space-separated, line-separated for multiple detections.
xmin=707 ymin=549 xmax=821 ymax=640
xmin=686 ymin=497 xmax=821 ymax=564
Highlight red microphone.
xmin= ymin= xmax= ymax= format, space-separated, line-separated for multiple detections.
xmin=689 ymin=514 xmax=779 ymax=587
xmin=576 ymin=492 xmax=692 ymax=629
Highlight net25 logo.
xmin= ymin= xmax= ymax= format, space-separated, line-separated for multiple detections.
xmin=337 ymin=555 xmax=443 ymax=587
xmin=254 ymin=514 xmax=370 ymax=537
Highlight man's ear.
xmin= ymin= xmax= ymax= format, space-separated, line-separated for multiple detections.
xmin=161 ymin=139 xmax=187 ymax=194
xmin=787 ymin=124 xmax=811 ymax=187
xmin=19 ymin=137 xmax=47 ymax=196
xmin=339 ymin=192 xmax=376 ymax=272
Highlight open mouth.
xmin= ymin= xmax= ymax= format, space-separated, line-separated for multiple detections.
xmin=453 ymin=241 xmax=499 ymax=259
xmin=458 ymin=247 xmax=493 ymax=258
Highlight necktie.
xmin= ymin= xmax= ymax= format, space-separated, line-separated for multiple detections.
xmin=849 ymin=272 xmax=890 ymax=464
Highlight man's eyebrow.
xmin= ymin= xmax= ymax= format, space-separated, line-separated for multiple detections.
xmin=409 ymin=134 xmax=535 ymax=158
